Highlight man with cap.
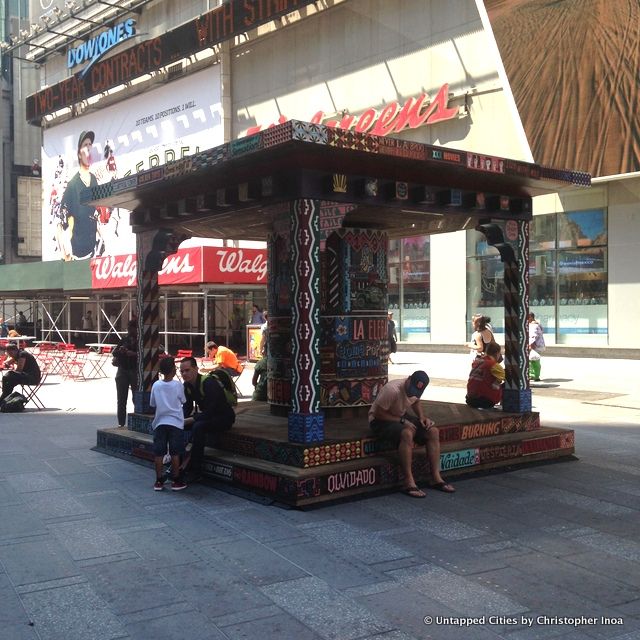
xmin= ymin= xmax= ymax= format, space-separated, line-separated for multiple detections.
xmin=369 ymin=370 xmax=455 ymax=498
xmin=0 ymin=343 xmax=41 ymax=404
xmin=59 ymin=130 xmax=99 ymax=260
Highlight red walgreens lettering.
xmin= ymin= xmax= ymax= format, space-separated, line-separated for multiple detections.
xmin=94 ymin=254 xmax=138 ymax=286
xmin=247 ymin=83 xmax=459 ymax=136
xmin=159 ymin=252 xmax=194 ymax=276
xmin=93 ymin=250 xmax=196 ymax=287
xmin=216 ymin=249 xmax=267 ymax=281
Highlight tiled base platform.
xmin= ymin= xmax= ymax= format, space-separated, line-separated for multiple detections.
xmin=95 ymin=400 xmax=575 ymax=507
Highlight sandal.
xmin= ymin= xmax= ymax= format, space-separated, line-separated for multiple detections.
xmin=401 ymin=486 xmax=426 ymax=498
xmin=430 ymin=481 xmax=456 ymax=493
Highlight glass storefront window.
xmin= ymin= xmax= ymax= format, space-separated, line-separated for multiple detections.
xmin=558 ymin=209 xmax=607 ymax=249
xmin=529 ymin=251 xmax=555 ymax=307
xmin=557 ymin=247 xmax=607 ymax=341
xmin=530 ymin=215 xmax=556 ymax=251
xmin=468 ymin=209 xmax=609 ymax=346
xmin=387 ymin=235 xmax=430 ymax=341
xmin=466 ymin=227 xmax=506 ymax=336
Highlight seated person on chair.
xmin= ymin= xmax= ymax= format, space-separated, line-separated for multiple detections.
xmin=0 ymin=343 xmax=41 ymax=403
xmin=369 ymin=370 xmax=455 ymax=498
xmin=465 ymin=341 xmax=505 ymax=409
xmin=201 ymin=341 xmax=243 ymax=378
xmin=179 ymin=357 xmax=235 ymax=481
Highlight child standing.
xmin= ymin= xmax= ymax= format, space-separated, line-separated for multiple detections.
xmin=150 ymin=357 xmax=187 ymax=491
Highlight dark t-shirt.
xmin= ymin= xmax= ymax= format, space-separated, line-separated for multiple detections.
xmin=184 ymin=374 xmax=235 ymax=427
xmin=15 ymin=350 xmax=41 ymax=382
xmin=61 ymin=172 xmax=98 ymax=258
xmin=113 ymin=336 xmax=137 ymax=371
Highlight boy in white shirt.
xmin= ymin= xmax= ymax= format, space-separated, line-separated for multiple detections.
xmin=150 ymin=357 xmax=187 ymax=491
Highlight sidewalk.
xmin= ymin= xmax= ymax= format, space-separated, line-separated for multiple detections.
xmin=1 ymin=358 xmax=639 ymax=639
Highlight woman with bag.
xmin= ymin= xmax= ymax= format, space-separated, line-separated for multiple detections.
xmin=528 ymin=312 xmax=545 ymax=381
xmin=112 ymin=318 xmax=138 ymax=427
xmin=467 ymin=314 xmax=495 ymax=360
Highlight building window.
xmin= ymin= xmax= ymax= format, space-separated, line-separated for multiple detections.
xmin=531 ymin=209 xmax=608 ymax=344
xmin=466 ymin=223 xmax=507 ymax=338
xmin=466 ymin=209 xmax=608 ymax=345
xmin=388 ymin=235 xmax=430 ymax=341
xmin=547 ymin=209 xmax=608 ymax=343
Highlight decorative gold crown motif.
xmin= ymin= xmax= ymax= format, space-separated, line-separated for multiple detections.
xmin=333 ymin=174 xmax=347 ymax=193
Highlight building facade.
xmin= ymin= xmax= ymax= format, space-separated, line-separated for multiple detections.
xmin=4 ymin=0 xmax=639 ymax=350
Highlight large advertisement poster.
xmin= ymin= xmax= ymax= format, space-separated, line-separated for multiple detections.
xmin=485 ymin=0 xmax=640 ymax=177
xmin=41 ymin=65 xmax=222 ymax=261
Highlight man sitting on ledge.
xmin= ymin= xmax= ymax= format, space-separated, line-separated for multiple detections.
xmin=369 ymin=370 xmax=455 ymax=498
xmin=180 ymin=356 xmax=235 ymax=482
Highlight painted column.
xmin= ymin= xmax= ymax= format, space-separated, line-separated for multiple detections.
xmin=502 ymin=219 xmax=531 ymax=412
xmin=133 ymin=230 xmax=161 ymax=414
xmin=287 ymin=198 xmax=323 ymax=443
xmin=266 ymin=212 xmax=293 ymax=410
xmin=320 ymin=229 xmax=389 ymax=408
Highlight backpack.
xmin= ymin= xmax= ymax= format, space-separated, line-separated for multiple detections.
xmin=199 ymin=370 xmax=238 ymax=407
xmin=0 ymin=391 xmax=27 ymax=413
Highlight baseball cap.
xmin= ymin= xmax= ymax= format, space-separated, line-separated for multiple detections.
xmin=407 ymin=370 xmax=429 ymax=398
xmin=77 ymin=130 xmax=95 ymax=151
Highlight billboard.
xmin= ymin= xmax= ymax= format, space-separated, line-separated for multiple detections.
xmin=485 ymin=0 xmax=640 ymax=177
xmin=41 ymin=65 xmax=222 ymax=261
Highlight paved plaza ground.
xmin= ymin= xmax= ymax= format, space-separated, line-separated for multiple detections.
xmin=1 ymin=353 xmax=639 ymax=639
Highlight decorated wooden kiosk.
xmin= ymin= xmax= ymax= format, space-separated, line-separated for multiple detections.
xmin=92 ymin=121 xmax=590 ymax=506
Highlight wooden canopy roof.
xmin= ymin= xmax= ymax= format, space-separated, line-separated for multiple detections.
xmin=88 ymin=120 xmax=590 ymax=240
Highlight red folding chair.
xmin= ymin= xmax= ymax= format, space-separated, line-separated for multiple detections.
xmin=62 ymin=347 xmax=89 ymax=381
xmin=21 ymin=370 xmax=48 ymax=410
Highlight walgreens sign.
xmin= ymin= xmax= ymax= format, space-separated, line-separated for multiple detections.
xmin=91 ymin=246 xmax=267 ymax=289
xmin=246 ymin=83 xmax=460 ymax=136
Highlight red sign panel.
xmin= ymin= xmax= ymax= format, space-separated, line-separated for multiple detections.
xmin=202 ymin=246 xmax=267 ymax=284
xmin=91 ymin=246 xmax=266 ymax=289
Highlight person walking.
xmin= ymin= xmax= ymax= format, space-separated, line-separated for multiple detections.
xmin=528 ymin=312 xmax=546 ymax=381
xmin=81 ymin=310 xmax=94 ymax=346
xmin=112 ymin=319 xmax=138 ymax=428
xmin=387 ymin=311 xmax=397 ymax=364
xmin=250 ymin=304 xmax=265 ymax=325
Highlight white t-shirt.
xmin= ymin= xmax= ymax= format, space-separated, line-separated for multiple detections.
xmin=150 ymin=379 xmax=186 ymax=430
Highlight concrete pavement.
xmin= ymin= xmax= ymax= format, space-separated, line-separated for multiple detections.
xmin=1 ymin=354 xmax=639 ymax=639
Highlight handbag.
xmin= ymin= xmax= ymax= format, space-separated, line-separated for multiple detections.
xmin=111 ymin=346 xmax=122 ymax=367
xmin=529 ymin=348 xmax=541 ymax=361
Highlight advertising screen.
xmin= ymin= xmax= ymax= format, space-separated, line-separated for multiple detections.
xmin=41 ymin=65 xmax=222 ymax=261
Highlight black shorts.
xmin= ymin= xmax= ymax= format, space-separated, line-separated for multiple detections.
xmin=369 ymin=414 xmax=430 ymax=446
xmin=153 ymin=424 xmax=186 ymax=456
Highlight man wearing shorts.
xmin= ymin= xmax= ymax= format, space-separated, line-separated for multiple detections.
xmin=369 ymin=370 xmax=455 ymax=498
